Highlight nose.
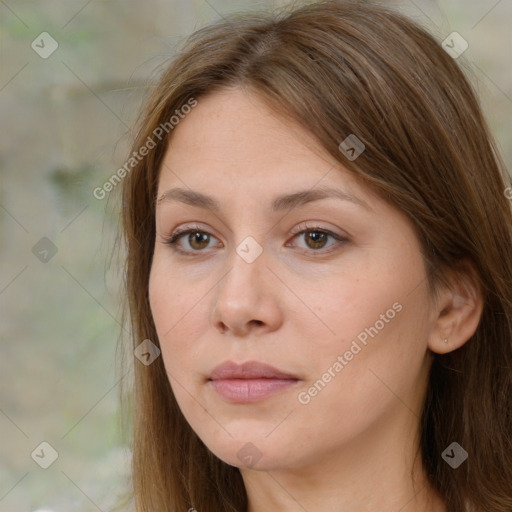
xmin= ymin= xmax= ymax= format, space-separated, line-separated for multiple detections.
xmin=210 ymin=244 xmax=284 ymax=337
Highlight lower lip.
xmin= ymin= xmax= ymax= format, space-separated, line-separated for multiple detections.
xmin=209 ymin=378 xmax=299 ymax=403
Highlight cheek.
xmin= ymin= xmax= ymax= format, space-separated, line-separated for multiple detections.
xmin=295 ymin=254 xmax=421 ymax=360
xmin=293 ymin=252 xmax=430 ymax=408
xmin=149 ymin=252 xmax=207 ymax=327
xmin=148 ymin=261 xmax=204 ymax=367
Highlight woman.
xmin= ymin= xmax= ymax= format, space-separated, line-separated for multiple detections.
xmin=120 ymin=1 xmax=512 ymax=511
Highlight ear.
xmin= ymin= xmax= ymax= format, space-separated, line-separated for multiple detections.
xmin=428 ymin=260 xmax=484 ymax=354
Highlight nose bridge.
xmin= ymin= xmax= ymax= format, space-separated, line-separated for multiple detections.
xmin=219 ymin=212 xmax=267 ymax=290
xmin=211 ymin=235 xmax=281 ymax=334
xmin=217 ymin=238 xmax=266 ymax=305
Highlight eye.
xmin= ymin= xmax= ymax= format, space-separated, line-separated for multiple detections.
xmin=287 ymin=223 xmax=347 ymax=252
xmin=162 ymin=225 xmax=221 ymax=254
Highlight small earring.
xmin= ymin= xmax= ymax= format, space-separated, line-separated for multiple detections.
xmin=443 ymin=338 xmax=448 ymax=344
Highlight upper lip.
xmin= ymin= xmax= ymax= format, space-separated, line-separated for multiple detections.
xmin=209 ymin=361 xmax=299 ymax=380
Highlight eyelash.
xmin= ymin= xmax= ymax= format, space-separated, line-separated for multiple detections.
xmin=161 ymin=223 xmax=348 ymax=256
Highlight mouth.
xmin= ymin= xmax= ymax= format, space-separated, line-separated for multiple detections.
xmin=208 ymin=360 xmax=300 ymax=403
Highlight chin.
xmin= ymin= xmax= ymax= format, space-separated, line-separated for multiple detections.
xmin=198 ymin=430 xmax=299 ymax=471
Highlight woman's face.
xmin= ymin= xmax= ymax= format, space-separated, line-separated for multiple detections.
xmin=149 ymin=87 xmax=437 ymax=471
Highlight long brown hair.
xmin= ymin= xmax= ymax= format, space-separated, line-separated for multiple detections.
xmin=120 ymin=1 xmax=512 ymax=510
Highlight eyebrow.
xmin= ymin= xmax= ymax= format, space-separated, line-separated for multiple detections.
xmin=156 ymin=185 xmax=371 ymax=212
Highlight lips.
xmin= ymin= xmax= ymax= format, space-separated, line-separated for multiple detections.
xmin=209 ymin=360 xmax=299 ymax=380
xmin=208 ymin=360 xmax=300 ymax=403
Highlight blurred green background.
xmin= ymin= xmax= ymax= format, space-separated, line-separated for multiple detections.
xmin=0 ymin=0 xmax=510 ymax=510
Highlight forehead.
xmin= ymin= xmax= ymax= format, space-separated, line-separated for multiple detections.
xmin=157 ymin=88 xmax=374 ymax=204
xmin=169 ymin=88 xmax=336 ymax=170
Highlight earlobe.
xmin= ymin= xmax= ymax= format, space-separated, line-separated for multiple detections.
xmin=427 ymin=261 xmax=484 ymax=355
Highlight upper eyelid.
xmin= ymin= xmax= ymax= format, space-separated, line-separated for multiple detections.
xmin=169 ymin=220 xmax=344 ymax=236
xmin=168 ymin=223 xmax=342 ymax=240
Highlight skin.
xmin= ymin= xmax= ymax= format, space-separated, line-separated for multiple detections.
xmin=149 ymin=87 xmax=483 ymax=512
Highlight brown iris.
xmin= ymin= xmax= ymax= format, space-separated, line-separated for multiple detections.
xmin=188 ymin=232 xmax=210 ymax=250
xmin=304 ymin=231 xmax=328 ymax=249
